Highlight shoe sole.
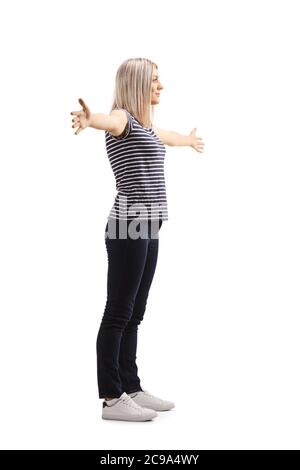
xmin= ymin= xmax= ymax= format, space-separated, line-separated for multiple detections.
xmin=156 ymin=405 xmax=175 ymax=411
xmin=132 ymin=404 xmax=175 ymax=412
xmin=102 ymin=412 xmax=158 ymax=422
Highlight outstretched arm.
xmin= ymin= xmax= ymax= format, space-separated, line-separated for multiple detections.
xmin=70 ymin=98 xmax=126 ymax=135
xmin=153 ymin=125 xmax=205 ymax=153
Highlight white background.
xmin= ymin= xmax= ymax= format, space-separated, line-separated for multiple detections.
xmin=0 ymin=0 xmax=299 ymax=450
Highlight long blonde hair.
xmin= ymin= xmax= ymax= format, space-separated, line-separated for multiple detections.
xmin=109 ymin=58 xmax=158 ymax=128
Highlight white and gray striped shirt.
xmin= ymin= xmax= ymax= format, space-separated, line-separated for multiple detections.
xmin=105 ymin=109 xmax=168 ymax=221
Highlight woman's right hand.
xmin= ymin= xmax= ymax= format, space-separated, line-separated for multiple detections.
xmin=70 ymin=98 xmax=91 ymax=135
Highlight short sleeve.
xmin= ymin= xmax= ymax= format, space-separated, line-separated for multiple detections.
xmin=108 ymin=109 xmax=133 ymax=141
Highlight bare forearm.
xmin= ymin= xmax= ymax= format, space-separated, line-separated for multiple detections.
xmin=89 ymin=113 xmax=111 ymax=131
xmin=170 ymin=132 xmax=192 ymax=147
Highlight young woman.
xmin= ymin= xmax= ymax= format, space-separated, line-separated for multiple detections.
xmin=70 ymin=58 xmax=204 ymax=422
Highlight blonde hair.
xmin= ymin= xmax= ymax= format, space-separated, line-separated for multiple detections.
xmin=109 ymin=58 xmax=158 ymax=128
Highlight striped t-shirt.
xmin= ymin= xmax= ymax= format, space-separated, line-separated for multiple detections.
xmin=105 ymin=109 xmax=168 ymax=221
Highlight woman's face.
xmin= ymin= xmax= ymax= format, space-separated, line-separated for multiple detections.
xmin=151 ymin=69 xmax=163 ymax=105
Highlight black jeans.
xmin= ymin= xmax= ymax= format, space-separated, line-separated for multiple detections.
xmin=96 ymin=218 xmax=163 ymax=398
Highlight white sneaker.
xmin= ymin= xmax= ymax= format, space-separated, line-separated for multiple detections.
xmin=128 ymin=388 xmax=175 ymax=411
xmin=102 ymin=392 xmax=158 ymax=422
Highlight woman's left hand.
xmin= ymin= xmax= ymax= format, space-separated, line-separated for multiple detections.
xmin=189 ymin=128 xmax=205 ymax=153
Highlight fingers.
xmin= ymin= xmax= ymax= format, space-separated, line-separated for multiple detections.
xmin=193 ymin=140 xmax=204 ymax=152
xmin=74 ymin=124 xmax=82 ymax=135
xmin=71 ymin=115 xmax=81 ymax=134
xmin=79 ymin=97 xmax=91 ymax=118
xmin=71 ymin=115 xmax=80 ymax=133
xmin=79 ymin=98 xmax=90 ymax=115
xmin=70 ymin=98 xmax=89 ymax=116
xmin=78 ymin=97 xmax=87 ymax=109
